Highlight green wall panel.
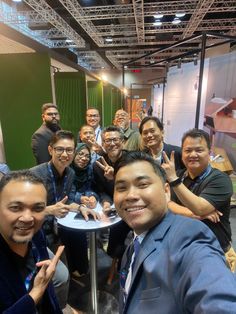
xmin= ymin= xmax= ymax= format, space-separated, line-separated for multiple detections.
xmin=103 ymin=84 xmax=112 ymax=125
xmin=54 ymin=72 xmax=86 ymax=137
xmin=0 ymin=53 xmax=52 ymax=170
xmin=87 ymin=81 xmax=103 ymax=126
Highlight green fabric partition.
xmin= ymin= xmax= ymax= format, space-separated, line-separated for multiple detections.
xmin=103 ymin=84 xmax=113 ymax=125
xmin=87 ymin=81 xmax=103 ymax=126
xmin=54 ymin=72 xmax=87 ymax=137
xmin=0 ymin=53 xmax=52 ymax=169
xmin=112 ymin=88 xmax=122 ymax=117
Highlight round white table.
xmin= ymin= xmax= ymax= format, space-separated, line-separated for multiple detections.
xmin=57 ymin=204 xmax=121 ymax=314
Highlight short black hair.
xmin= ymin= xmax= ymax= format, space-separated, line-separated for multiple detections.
xmin=41 ymin=103 xmax=58 ymax=114
xmin=0 ymin=170 xmax=46 ymax=193
xmin=114 ymin=151 xmax=167 ymax=184
xmin=101 ymin=125 xmax=124 ymax=141
xmin=49 ymin=130 xmax=75 ymax=147
xmin=182 ymin=128 xmax=211 ymax=150
xmin=139 ymin=116 xmax=163 ymax=134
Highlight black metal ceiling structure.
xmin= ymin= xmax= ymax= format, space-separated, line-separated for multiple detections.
xmin=0 ymin=0 xmax=235 ymax=74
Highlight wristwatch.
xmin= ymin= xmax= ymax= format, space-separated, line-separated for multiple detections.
xmin=169 ymin=177 xmax=182 ymax=187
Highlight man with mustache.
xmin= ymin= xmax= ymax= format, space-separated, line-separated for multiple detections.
xmin=0 ymin=170 xmax=64 ymax=313
xmin=31 ymin=103 xmax=61 ymax=164
xmin=113 ymin=109 xmax=140 ymax=151
xmin=162 ymin=128 xmax=235 ymax=270
xmin=113 ymin=151 xmax=236 ymax=314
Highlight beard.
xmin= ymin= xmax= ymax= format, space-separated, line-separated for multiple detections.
xmin=45 ymin=120 xmax=61 ymax=132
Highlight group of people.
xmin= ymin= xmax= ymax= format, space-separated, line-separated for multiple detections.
xmin=0 ymin=102 xmax=236 ymax=313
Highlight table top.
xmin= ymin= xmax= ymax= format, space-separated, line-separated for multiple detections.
xmin=57 ymin=203 xmax=121 ymax=231
xmin=210 ymin=147 xmax=233 ymax=174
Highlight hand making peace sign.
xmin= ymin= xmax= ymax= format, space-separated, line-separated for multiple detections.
xmin=96 ymin=157 xmax=114 ymax=180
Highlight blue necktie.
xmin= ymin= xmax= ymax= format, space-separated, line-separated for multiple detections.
xmin=132 ymin=237 xmax=141 ymax=270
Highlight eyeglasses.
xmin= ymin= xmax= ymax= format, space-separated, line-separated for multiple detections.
xmin=45 ymin=112 xmax=59 ymax=117
xmin=104 ymin=138 xmax=121 ymax=144
xmin=76 ymin=152 xmax=90 ymax=160
xmin=53 ymin=147 xmax=74 ymax=155
xmin=115 ymin=113 xmax=128 ymax=118
xmin=86 ymin=114 xmax=99 ymax=118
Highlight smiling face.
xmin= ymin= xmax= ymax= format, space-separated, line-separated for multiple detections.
xmin=114 ymin=160 xmax=169 ymax=234
xmin=48 ymin=138 xmax=75 ymax=173
xmin=182 ymin=136 xmax=210 ymax=177
xmin=74 ymin=147 xmax=90 ymax=169
xmin=114 ymin=110 xmax=129 ymax=130
xmin=86 ymin=109 xmax=100 ymax=129
xmin=141 ymin=120 xmax=164 ymax=151
xmin=0 ymin=180 xmax=46 ymax=252
xmin=80 ymin=126 xmax=95 ymax=144
xmin=102 ymin=131 xmax=123 ymax=162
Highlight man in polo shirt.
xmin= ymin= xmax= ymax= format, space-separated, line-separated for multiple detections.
xmin=162 ymin=128 xmax=234 ymax=269
xmin=86 ymin=108 xmax=102 ymax=146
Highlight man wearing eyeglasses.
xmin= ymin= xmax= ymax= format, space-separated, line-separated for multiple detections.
xmin=93 ymin=126 xmax=130 ymax=263
xmin=113 ymin=109 xmax=140 ymax=151
xmin=31 ymin=103 xmax=61 ymax=165
xmin=86 ymin=108 xmax=102 ymax=146
xmin=30 ymin=130 xmax=99 ymax=311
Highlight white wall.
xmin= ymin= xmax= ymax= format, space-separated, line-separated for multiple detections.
xmin=163 ymin=60 xmax=209 ymax=146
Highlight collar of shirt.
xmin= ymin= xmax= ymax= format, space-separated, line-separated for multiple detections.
xmin=133 ymin=231 xmax=148 ymax=244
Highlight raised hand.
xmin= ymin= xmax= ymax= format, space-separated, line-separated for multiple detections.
xmin=29 ymin=246 xmax=64 ymax=304
xmin=96 ymin=157 xmax=114 ymax=180
xmin=161 ymin=151 xmax=178 ymax=183
xmin=46 ymin=196 xmax=71 ymax=218
xmin=87 ymin=139 xmax=104 ymax=155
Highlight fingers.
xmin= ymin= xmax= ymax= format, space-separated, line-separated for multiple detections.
xmin=60 ymin=196 xmax=68 ymax=204
xmin=96 ymin=160 xmax=105 ymax=170
xmin=170 ymin=151 xmax=175 ymax=162
xmin=51 ymin=245 xmax=64 ymax=268
xmin=162 ymin=151 xmax=169 ymax=163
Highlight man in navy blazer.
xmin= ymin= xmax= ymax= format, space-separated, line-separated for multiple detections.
xmin=0 ymin=170 xmax=63 ymax=313
xmin=114 ymin=151 xmax=236 ymax=314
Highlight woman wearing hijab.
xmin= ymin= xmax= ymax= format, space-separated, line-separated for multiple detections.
xmin=60 ymin=143 xmax=99 ymax=278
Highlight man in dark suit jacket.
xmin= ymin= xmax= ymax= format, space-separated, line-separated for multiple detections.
xmin=31 ymin=103 xmax=61 ymax=164
xmin=0 ymin=170 xmax=63 ymax=313
xmin=139 ymin=116 xmax=185 ymax=170
xmin=114 ymin=151 xmax=236 ymax=314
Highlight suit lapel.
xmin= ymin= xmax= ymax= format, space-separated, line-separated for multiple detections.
xmin=124 ymin=211 xmax=174 ymax=311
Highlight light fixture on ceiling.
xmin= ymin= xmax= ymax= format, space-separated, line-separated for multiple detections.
xmin=101 ymin=74 xmax=107 ymax=81
xmin=153 ymin=20 xmax=162 ymax=26
xmin=65 ymin=39 xmax=73 ymax=43
xmin=12 ymin=0 xmax=22 ymax=2
xmin=105 ymin=37 xmax=113 ymax=43
xmin=172 ymin=18 xmax=181 ymax=25
xmin=153 ymin=13 xmax=164 ymax=19
xmin=124 ymin=65 xmax=128 ymax=70
xmin=175 ymin=12 xmax=186 ymax=18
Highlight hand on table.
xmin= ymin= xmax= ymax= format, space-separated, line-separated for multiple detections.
xmin=29 ymin=246 xmax=64 ymax=305
xmin=79 ymin=205 xmax=101 ymax=221
xmin=81 ymin=195 xmax=97 ymax=209
xmin=96 ymin=157 xmax=114 ymax=180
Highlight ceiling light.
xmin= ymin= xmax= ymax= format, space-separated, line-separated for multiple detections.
xmin=153 ymin=13 xmax=163 ymax=19
xmin=175 ymin=12 xmax=186 ymax=18
xmin=12 ymin=0 xmax=22 ymax=2
xmin=65 ymin=39 xmax=73 ymax=43
xmin=172 ymin=18 xmax=181 ymax=25
xmin=153 ymin=20 xmax=162 ymax=26
xmin=105 ymin=37 xmax=113 ymax=43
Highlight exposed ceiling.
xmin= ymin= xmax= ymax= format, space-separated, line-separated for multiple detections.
xmin=0 ymin=0 xmax=235 ymax=74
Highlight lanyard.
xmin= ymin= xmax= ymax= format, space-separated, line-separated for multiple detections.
xmin=182 ymin=164 xmax=212 ymax=190
xmin=95 ymin=127 xmax=101 ymax=142
xmin=47 ymin=163 xmax=68 ymax=203
xmin=24 ymin=243 xmax=40 ymax=291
